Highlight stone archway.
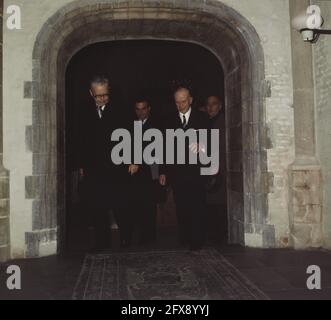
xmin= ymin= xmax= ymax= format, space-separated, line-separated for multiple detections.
xmin=25 ymin=0 xmax=273 ymax=257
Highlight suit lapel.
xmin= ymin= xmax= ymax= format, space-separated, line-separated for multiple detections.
xmin=142 ymin=118 xmax=150 ymax=131
xmin=100 ymin=104 xmax=112 ymax=123
xmin=90 ymin=104 xmax=100 ymax=122
xmin=175 ymin=112 xmax=183 ymax=129
xmin=186 ymin=109 xmax=195 ymax=129
xmin=183 ymin=109 xmax=196 ymax=129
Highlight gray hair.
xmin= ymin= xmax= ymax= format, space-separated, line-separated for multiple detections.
xmin=90 ymin=75 xmax=110 ymax=88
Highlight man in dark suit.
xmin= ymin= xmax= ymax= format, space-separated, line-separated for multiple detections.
xmin=159 ymin=87 xmax=209 ymax=251
xmin=205 ymin=95 xmax=227 ymax=244
xmin=130 ymin=97 xmax=160 ymax=245
xmin=78 ymin=75 xmax=139 ymax=251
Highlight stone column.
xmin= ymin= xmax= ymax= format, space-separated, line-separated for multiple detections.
xmin=0 ymin=0 xmax=11 ymax=262
xmin=289 ymin=0 xmax=323 ymax=249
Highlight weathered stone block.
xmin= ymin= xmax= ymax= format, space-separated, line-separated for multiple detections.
xmin=226 ymin=69 xmax=241 ymax=90
xmin=293 ymin=205 xmax=307 ymax=223
xmin=32 ymin=200 xmax=43 ymax=230
xmin=32 ymin=64 xmax=40 ymax=82
xmin=293 ymin=188 xmax=309 ymax=207
xmin=25 ymin=126 xmax=33 ymax=152
xmin=262 ymin=79 xmax=272 ymax=98
xmin=265 ymin=172 xmax=274 ymax=194
xmin=227 ymin=103 xmax=242 ymax=128
xmin=228 ymin=126 xmax=242 ymax=152
xmin=0 ymin=199 xmax=9 ymax=218
xmin=0 ymin=246 xmax=9 ymax=263
xmin=306 ymin=205 xmax=322 ymax=224
xmin=0 ymin=218 xmax=9 ymax=246
xmin=25 ymin=232 xmax=40 ymax=258
xmin=24 ymin=81 xmax=33 ymax=99
xmin=24 ymin=81 xmax=40 ymax=99
xmin=228 ymin=151 xmax=242 ymax=172
xmin=245 ymin=232 xmax=263 ymax=248
xmin=25 ymin=176 xmax=40 ymax=199
xmin=33 ymin=154 xmax=57 ymax=175
xmin=242 ymin=123 xmax=262 ymax=152
xmin=0 ymin=162 xmax=9 ymax=178
xmin=246 ymin=193 xmax=268 ymax=225
xmin=0 ymin=177 xmax=9 ymax=199
xmin=32 ymin=100 xmax=46 ymax=125
xmin=311 ymin=223 xmax=323 ymax=247
xmin=229 ymin=172 xmax=243 ymax=193
xmin=25 ymin=229 xmax=57 ymax=258
xmin=292 ymin=223 xmax=312 ymax=249
xmin=228 ymin=190 xmax=244 ymax=222
xmin=32 ymin=126 xmax=48 ymax=153
xmin=225 ymin=85 xmax=241 ymax=108
xmin=228 ymin=218 xmax=244 ymax=245
xmin=265 ymin=123 xmax=274 ymax=149
xmin=294 ymin=204 xmax=322 ymax=224
xmin=126 ymin=0 xmax=144 ymax=8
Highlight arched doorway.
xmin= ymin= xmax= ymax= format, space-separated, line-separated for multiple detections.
xmin=27 ymin=0 xmax=272 ymax=257
xmin=65 ymin=39 xmax=226 ymax=251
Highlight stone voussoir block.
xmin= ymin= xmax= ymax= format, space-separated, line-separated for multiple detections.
xmin=0 ymin=177 xmax=9 ymax=199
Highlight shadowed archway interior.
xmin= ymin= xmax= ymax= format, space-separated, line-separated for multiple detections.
xmin=65 ymin=40 xmax=225 ymax=251
xmin=24 ymin=0 xmax=272 ymax=258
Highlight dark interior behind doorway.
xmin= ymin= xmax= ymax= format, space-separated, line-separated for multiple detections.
xmin=65 ymin=40 xmax=226 ymax=252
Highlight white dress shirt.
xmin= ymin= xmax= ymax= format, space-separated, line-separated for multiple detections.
xmin=179 ymin=107 xmax=192 ymax=126
xmin=97 ymin=104 xmax=106 ymax=119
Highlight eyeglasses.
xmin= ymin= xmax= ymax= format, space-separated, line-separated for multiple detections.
xmin=93 ymin=93 xmax=110 ymax=99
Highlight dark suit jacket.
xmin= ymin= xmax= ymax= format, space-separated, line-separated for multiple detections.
xmin=129 ymin=116 xmax=162 ymax=204
xmin=78 ymin=102 xmax=129 ymax=207
xmin=160 ymin=108 xmax=209 ymax=203
xmin=206 ymin=111 xmax=227 ymax=205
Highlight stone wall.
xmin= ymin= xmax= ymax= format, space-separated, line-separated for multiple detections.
xmin=1 ymin=0 xmax=298 ymax=259
xmin=313 ymin=0 xmax=331 ymax=249
xmin=0 ymin=0 xmax=11 ymax=263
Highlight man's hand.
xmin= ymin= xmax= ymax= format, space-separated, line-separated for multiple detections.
xmin=159 ymin=174 xmax=166 ymax=186
xmin=189 ymin=142 xmax=206 ymax=154
xmin=128 ymin=164 xmax=139 ymax=175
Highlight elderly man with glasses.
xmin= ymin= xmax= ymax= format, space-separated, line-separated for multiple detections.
xmin=78 ymin=75 xmax=138 ymax=251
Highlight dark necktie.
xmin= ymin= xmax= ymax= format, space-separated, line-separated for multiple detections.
xmin=98 ymin=106 xmax=104 ymax=118
xmin=182 ymin=114 xmax=187 ymax=128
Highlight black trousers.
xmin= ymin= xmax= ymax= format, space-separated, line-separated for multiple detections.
xmin=114 ymin=205 xmax=135 ymax=245
xmin=126 ymin=177 xmax=157 ymax=245
xmin=83 ymin=171 xmax=123 ymax=248
xmin=175 ymin=202 xmax=206 ymax=247
xmin=116 ymin=202 xmax=157 ymax=245
xmin=138 ymin=202 xmax=157 ymax=244
xmin=172 ymin=180 xmax=206 ymax=248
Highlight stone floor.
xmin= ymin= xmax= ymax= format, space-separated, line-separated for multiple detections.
xmin=1 ymin=228 xmax=331 ymax=300
xmin=72 ymin=248 xmax=269 ymax=300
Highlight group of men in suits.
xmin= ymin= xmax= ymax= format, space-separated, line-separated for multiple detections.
xmin=78 ymin=75 xmax=225 ymax=252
